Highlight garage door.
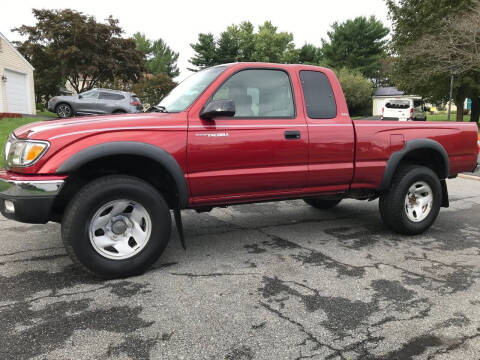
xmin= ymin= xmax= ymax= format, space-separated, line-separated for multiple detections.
xmin=5 ymin=69 xmax=29 ymax=113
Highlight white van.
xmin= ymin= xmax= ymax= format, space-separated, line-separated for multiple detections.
xmin=382 ymin=98 xmax=427 ymax=121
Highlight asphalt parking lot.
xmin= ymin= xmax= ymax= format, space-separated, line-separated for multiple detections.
xmin=1 ymin=177 xmax=480 ymax=360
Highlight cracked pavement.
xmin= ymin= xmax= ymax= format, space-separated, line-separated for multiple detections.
xmin=1 ymin=177 xmax=480 ymax=359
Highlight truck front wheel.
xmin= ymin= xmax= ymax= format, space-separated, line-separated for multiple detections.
xmin=62 ymin=175 xmax=171 ymax=278
xmin=379 ymin=164 xmax=442 ymax=235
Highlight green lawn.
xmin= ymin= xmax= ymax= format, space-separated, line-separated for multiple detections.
xmin=0 ymin=117 xmax=43 ymax=168
xmin=427 ymin=113 xmax=470 ymax=122
xmin=36 ymin=111 xmax=57 ymax=118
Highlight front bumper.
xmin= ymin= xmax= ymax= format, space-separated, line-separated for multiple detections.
xmin=0 ymin=171 xmax=65 ymax=223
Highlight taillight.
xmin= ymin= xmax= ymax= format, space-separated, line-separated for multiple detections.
xmin=382 ymin=107 xmax=384 ymax=115
xmin=131 ymin=101 xmax=140 ymax=106
xmin=409 ymin=108 xmax=413 ymax=119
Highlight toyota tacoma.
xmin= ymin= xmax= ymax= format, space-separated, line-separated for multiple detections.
xmin=0 ymin=63 xmax=478 ymax=278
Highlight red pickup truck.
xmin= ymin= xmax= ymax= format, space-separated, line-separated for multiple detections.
xmin=0 ymin=63 xmax=478 ymax=278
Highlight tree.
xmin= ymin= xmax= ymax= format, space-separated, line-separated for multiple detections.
xmin=133 ymin=33 xmax=179 ymax=78
xmin=321 ymin=16 xmax=389 ymax=79
xmin=132 ymin=73 xmax=176 ymax=107
xmin=400 ymin=5 xmax=480 ymax=123
xmin=13 ymin=9 xmax=143 ymax=96
xmin=373 ymin=56 xmax=395 ymax=87
xmin=13 ymin=40 xmax=64 ymax=103
xmin=336 ymin=67 xmax=373 ymax=116
xmin=189 ymin=33 xmax=218 ymax=70
xmin=133 ymin=32 xmax=151 ymax=57
xmin=298 ymin=43 xmax=323 ymax=65
xmin=252 ymin=21 xmax=298 ymax=63
xmin=189 ymin=21 xmax=298 ymax=70
xmin=386 ymin=0 xmax=476 ymax=122
xmin=214 ymin=22 xmax=256 ymax=64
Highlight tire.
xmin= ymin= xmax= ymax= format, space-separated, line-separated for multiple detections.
xmin=304 ymin=198 xmax=341 ymax=209
xmin=379 ymin=164 xmax=441 ymax=235
xmin=55 ymin=103 xmax=73 ymax=118
xmin=62 ymin=175 xmax=171 ymax=278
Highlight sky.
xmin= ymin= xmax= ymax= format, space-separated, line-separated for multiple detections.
xmin=0 ymin=0 xmax=391 ymax=81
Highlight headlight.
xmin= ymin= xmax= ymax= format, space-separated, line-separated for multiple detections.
xmin=5 ymin=134 xmax=50 ymax=167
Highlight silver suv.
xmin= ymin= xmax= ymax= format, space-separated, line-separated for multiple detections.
xmin=47 ymin=88 xmax=143 ymax=118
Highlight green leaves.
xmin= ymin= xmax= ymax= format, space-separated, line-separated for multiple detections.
xmin=298 ymin=44 xmax=323 ymax=65
xmin=189 ymin=33 xmax=218 ymax=71
xmin=336 ymin=68 xmax=373 ymax=116
xmin=133 ymin=33 xmax=179 ymax=78
xmin=14 ymin=9 xmax=144 ymax=96
xmin=132 ymin=73 xmax=176 ymax=107
xmin=188 ymin=21 xmax=298 ymax=70
xmin=387 ymin=0 xmax=480 ymax=122
xmin=188 ymin=17 xmax=388 ymax=88
xmin=321 ymin=16 xmax=389 ymax=79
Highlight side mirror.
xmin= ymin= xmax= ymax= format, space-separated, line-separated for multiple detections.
xmin=200 ymin=100 xmax=235 ymax=120
xmin=78 ymin=95 xmax=83 ymax=99
xmin=424 ymin=106 xmax=430 ymax=112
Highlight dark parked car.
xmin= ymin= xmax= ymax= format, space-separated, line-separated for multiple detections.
xmin=47 ymin=88 xmax=143 ymax=118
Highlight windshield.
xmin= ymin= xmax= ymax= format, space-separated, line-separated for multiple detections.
xmin=158 ymin=66 xmax=227 ymax=112
xmin=385 ymin=100 xmax=410 ymax=109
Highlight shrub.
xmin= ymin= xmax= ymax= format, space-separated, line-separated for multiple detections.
xmin=132 ymin=73 xmax=176 ymax=108
xmin=335 ymin=67 xmax=373 ymax=117
xmin=36 ymin=102 xmax=46 ymax=112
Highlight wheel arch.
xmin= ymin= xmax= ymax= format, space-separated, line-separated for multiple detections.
xmin=379 ymin=138 xmax=449 ymax=191
xmin=55 ymin=142 xmax=189 ymax=209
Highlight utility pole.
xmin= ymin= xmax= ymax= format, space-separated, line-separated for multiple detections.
xmin=447 ymin=72 xmax=454 ymax=121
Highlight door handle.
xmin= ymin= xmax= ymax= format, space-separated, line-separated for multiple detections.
xmin=285 ymin=130 xmax=301 ymax=140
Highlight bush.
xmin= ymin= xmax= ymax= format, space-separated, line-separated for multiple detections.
xmin=36 ymin=102 xmax=46 ymax=112
xmin=132 ymin=73 xmax=176 ymax=108
xmin=335 ymin=67 xmax=373 ymax=117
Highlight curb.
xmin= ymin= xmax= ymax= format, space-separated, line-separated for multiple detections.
xmin=458 ymin=173 xmax=480 ymax=181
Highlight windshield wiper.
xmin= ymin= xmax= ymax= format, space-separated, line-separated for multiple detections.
xmin=146 ymin=105 xmax=168 ymax=113
xmin=154 ymin=105 xmax=168 ymax=112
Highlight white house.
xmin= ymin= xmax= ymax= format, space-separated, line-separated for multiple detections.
xmin=0 ymin=32 xmax=36 ymax=115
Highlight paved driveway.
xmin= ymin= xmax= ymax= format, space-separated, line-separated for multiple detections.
xmin=1 ymin=177 xmax=480 ymax=360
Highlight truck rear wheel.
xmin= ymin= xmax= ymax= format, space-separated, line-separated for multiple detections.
xmin=379 ymin=164 xmax=441 ymax=235
xmin=62 ymin=175 xmax=171 ymax=278
xmin=304 ymin=198 xmax=341 ymax=209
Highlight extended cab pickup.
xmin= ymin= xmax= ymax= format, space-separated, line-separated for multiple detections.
xmin=0 ymin=63 xmax=478 ymax=278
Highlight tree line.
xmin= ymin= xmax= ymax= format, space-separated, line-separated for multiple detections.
xmin=12 ymin=2 xmax=480 ymax=121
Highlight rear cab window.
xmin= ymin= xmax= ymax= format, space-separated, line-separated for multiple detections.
xmin=299 ymin=70 xmax=337 ymax=119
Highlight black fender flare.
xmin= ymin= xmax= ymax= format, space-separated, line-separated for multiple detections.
xmin=379 ymin=138 xmax=449 ymax=191
xmin=56 ymin=141 xmax=189 ymax=209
